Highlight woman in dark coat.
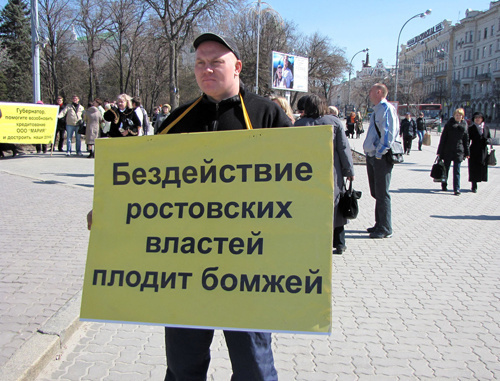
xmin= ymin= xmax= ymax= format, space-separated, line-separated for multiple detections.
xmin=437 ymin=108 xmax=470 ymax=195
xmin=103 ymin=93 xmax=141 ymax=137
xmin=295 ymin=95 xmax=355 ymax=254
xmin=468 ymin=112 xmax=491 ymax=193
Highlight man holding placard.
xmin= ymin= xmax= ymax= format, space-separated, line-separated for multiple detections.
xmin=88 ymin=32 xmax=292 ymax=380
xmin=158 ymin=32 xmax=292 ymax=381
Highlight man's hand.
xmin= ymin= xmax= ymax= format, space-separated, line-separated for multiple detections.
xmin=87 ymin=210 xmax=93 ymax=230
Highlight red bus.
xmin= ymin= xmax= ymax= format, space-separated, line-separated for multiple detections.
xmin=398 ymin=104 xmax=442 ymax=129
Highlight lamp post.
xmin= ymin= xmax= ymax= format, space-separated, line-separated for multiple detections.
xmin=31 ymin=0 xmax=41 ymax=103
xmin=347 ymin=48 xmax=369 ymax=115
xmin=250 ymin=0 xmax=282 ymax=94
xmin=394 ymin=9 xmax=431 ymax=102
xmin=255 ymin=0 xmax=261 ymax=94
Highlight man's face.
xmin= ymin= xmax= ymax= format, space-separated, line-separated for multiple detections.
xmin=277 ymin=67 xmax=282 ymax=78
xmin=474 ymin=116 xmax=483 ymax=125
xmin=195 ymin=41 xmax=242 ymax=102
xmin=56 ymin=98 xmax=63 ymax=105
xmin=406 ymin=114 xmax=411 ymax=120
xmin=284 ymin=57 xmax=289 ymax=68
xmin=72 ymin=96 xmax=79 ymax=104
xmin=369 ymin=86 xmax=382 ymax=105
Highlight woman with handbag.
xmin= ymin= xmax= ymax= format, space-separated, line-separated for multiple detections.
xmin=436 ymin=108 xmax=469 ymax=195
xmin=468 ymin=112 xmax=491 ymax=193
xmin=295 ymin=95 xmax=355 ymax=254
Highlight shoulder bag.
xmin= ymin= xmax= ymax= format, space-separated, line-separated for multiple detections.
xmin=339 ymin=179 xmax=362 ymax=220
xmin=374 ymin=121 xmax=404 ymax=164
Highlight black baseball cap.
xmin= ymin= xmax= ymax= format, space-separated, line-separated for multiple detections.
xmin=193 ymin=32 xmax=240 ymax=59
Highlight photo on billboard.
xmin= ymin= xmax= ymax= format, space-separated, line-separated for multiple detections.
xmin=271 ymin=51 xmax=308 ymax=92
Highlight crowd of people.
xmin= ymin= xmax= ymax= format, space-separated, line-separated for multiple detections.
xmin=44 ymin=94 xmax=172 ymax=158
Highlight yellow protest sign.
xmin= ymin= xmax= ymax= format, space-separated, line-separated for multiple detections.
xmin=81 ymin=126 xmax=334 ymax=334
xmin=0 ymin=102 xmax=59 ymax=144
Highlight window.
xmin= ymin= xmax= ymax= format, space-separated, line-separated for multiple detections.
xmin=485 ymin=28 xmax=488 ymax=39
xmin=477 ymin=49 xmax=480 ymax=59
xmin=483 ymin=46 xmax=486 ymax=58
xmin=490 ymin=44 xmax=493 ymax=56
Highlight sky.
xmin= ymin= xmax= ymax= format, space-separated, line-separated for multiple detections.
xmin=0 ymin=0 xmax=493 ymax=78
xmin=266 ymin=0 xmax=493 ymax=78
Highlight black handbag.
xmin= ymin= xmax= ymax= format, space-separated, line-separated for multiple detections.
xmin=77 ymin=119 xmax=86 ymax=134
xmin=430 ymin=157 xmax=446 ymax=182
xmin=339 ymin=179 xmax=362 ymax=220
xmin=487 ymin=146 xmax=496 ymax=166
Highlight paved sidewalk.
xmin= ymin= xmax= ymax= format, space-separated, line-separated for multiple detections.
xmin=1 ymin=134 xmax=500 ymax=380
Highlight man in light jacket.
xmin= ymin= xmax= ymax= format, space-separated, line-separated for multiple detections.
xmin=58 ymin=95 xmax=84 ymax=156
xmin=363 ymin=83 xmax=399 ymax=239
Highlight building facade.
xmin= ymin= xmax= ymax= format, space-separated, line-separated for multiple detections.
xmin=398 ymin=2 xmax=500 ymax=120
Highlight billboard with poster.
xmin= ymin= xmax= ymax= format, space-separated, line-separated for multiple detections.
xmin=271 ymin=51 xmax=308 ymax=92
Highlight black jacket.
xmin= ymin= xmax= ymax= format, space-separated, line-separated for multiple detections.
xmin=416 ymin=117 xmax=425 ymax=131
xmin=400 ymin=118 xmax=417 ymax=138
xmin=158 ymin=86 xmax=292 ymax=134
xmin=104 ymin=106 xmax=141 ymax=137
xmin=437 ymin=117 xmax=469 ymax=161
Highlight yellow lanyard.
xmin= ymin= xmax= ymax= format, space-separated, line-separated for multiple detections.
xmin=159 ymin=93 xmax=253 ymax=134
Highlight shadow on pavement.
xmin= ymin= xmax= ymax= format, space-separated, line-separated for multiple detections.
xmin=430 ymin=214 xmax=500 ymax=221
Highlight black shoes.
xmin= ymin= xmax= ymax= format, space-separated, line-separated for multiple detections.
xmin=366 ymin=226 xmax=377 ymax=233
xmin=369 ymin=231 xmax=393 ymax=239
xmin=333 ymin=246 xmax=346 ymax=255
xmin=454 ymin=190 xmax=461 ymax=196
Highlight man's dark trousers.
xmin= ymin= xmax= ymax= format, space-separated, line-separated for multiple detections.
xmin=366 ymin=155 xmax=393 ymax=235
xmin=164 ymin=327 xmax=278 ymax=380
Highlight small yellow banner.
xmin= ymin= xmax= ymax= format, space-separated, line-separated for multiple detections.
xmin=0 ymin=102 xmax=59 ymax=144
xmin=81 ymin=126 xmax=334 ymax=334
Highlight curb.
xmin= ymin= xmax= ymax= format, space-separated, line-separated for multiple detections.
xmin=0 ymin=291 xmax=82 ymax=381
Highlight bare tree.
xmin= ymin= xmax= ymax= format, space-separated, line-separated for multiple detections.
xmin=39 ymin=0 xmax=75 ymax=102
xmin=105 ymin=0 xmax=149 ymax=95
xmin=75 ymin=0 xmax=112 ymax=101
xmin=143 ymin=0 xmax=234 ymax=109
xmin=296 ymin=33 xmax=348 ymax=104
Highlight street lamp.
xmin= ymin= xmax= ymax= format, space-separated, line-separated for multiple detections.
xmin=250 ymin=0 xmax=282 ymax=94
xmin=347 ymin=48 xmax=369 ymax=115
xmin=394 ymin=9 xmax=431 ymax=102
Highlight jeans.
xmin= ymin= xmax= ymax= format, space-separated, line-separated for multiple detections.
xmin=366 ymin=155 xmax=393 ymax=235
xmin=417 ymin=130 xmax=424 ymax=149
xmin=442 ymin=159 xmax=461 ymax=192
xmin=164 ymin=327 xmax=277 ymax=381
xmin=66 ymin=124 xmax=81 ymax=154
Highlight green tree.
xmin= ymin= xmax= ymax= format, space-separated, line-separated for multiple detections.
xmin=0 ymin=0 xmax=32 ymax=102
